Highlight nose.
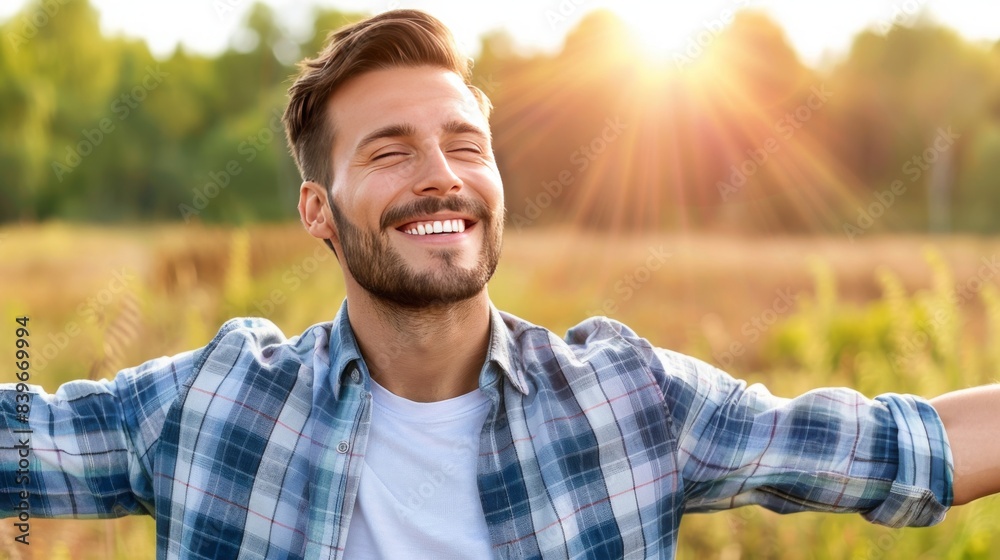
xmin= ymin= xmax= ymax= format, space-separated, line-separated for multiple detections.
xmin=412 ymin=146 xmax=462 ymax=196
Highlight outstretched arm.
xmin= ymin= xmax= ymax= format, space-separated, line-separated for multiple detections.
xmin=646 ymin=345 xmax=953 ymax=527
xmin=931 ymin=385 xmax=1000 ymax=505
xmin=0 ymin=350 xmax=196 ymax=518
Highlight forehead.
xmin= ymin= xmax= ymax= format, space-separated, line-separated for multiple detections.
xmin=326 ymin=66 xmax=487 ymax=150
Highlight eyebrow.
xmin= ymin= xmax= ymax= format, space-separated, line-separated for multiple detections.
xmin=353 ymin=120 xmax=491 ymax=155
xmin=442 ymin=120 xmax=491 ymax=143
xmin=355 ymin=123 xmax=417 ymax=155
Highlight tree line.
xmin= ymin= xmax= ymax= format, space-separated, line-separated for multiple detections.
xmin=2 ymin=0 xmax=999 ymax=234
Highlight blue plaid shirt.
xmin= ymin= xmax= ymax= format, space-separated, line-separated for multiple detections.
xmin=1 ymin=301 xmax=953 ymax=559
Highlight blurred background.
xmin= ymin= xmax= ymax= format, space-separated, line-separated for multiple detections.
xmin=1 ymin=0 xmax=1000 ymax=231
xmin=2 ymin=0 xmax=1000 ymax=558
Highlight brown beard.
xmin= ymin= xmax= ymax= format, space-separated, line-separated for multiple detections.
xmin=329 ymin=195 xmax=503 ymax=309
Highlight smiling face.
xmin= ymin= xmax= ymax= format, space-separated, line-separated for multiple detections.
xmin=299 ymin=66 xmax=504 ymax=309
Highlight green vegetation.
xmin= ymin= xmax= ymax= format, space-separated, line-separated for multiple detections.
xmin=2 ymin=1 xmax=1000 ymax=233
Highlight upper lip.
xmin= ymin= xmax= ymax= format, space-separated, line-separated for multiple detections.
xmin=393 ymin=213 xmax=477 ymax=230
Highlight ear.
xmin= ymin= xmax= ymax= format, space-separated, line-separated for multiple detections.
xmin=298 ymin=181 xmax=338 ymax=244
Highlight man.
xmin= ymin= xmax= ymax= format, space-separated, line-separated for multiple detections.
xmin=2 ymin=9 xmax=998 ymax=560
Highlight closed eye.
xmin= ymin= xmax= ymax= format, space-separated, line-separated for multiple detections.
xmin=372 ymin=151 xmax=407 ymax=160
xmin=450 ymin=143 xmax=484 ymax=155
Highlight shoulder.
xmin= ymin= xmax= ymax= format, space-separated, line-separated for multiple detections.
xmin=192 ymin=316 xmax=335 ymax=384
xmin=500 ymin=311 xmax=656 ymax=360
xmin=495 ymin=311 xmax=662 ymax=380
xmin=161 ymin=317 xmax=335 ymax=437
xmin=196 ymin=317 xmax=292 ymax=361
xmin=497 ymin=310 xmax=724 ymax=390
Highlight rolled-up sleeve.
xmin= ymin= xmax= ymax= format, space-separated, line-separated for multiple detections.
xmin=861 ymin=393 xmax=953 ymax=526
xmin=650 ymin=348 xmax=954 ymax=527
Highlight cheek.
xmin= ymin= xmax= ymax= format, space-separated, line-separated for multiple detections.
xmin=488 ymin=180 xmax=505 ymax=213
xmin=492 ymin=174 xmax=504 ymax=205
xmin=338 ymin=183 xmax=394 ymax=229
xmin=468 ymin=167 xmax=503 ymax=204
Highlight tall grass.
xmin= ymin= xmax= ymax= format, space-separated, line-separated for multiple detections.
xmin=679 ymin=249 xmax=1000 ymax=559
xmin=1 ymin=223 xmax=998 ymax=559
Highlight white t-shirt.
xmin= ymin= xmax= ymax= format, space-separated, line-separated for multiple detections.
xmin=343 ymin=379 xmax=493 ymax=559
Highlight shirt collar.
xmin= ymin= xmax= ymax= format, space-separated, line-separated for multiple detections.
xmin=328 ymin=300 xmax=364 ymax=400
xmin=482 ymin=303 xmax=529 ymax=395
xmin=326 ymin=299 xmax=530 ymax=400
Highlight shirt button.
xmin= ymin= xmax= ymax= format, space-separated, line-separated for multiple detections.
xmin=337 ymin=440 xmax=350 ymax=453
xmin=350 ymin=369 xmax=360 ymax=383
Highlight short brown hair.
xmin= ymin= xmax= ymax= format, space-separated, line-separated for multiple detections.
xmin=283 ymin=9 xmax=492 ymax=190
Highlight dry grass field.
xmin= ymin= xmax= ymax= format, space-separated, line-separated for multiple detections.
xmin=1 ymin=222 xmax=998 ymax=559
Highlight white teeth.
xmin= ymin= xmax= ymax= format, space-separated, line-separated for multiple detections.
xmin=402 ymin=219 xmax=469 ymax=235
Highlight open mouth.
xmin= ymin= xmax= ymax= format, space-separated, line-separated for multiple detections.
xmin=397 ymin=218 xmax=474 ymax=236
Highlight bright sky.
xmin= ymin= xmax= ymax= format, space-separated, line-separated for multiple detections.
xmin=2 ymin=0 xmax=998 ymax=65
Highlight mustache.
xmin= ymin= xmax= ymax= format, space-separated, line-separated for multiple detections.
xmin=380 ymin=196 xmax=492 ymax=230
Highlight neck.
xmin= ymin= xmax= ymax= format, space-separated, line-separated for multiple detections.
xmin=346 ymin=288 xmax=492 ymax=402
